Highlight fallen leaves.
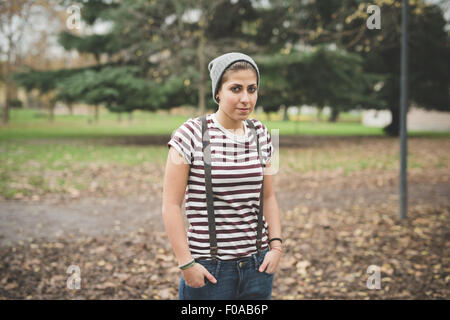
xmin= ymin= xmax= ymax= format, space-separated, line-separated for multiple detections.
xmin=0 ymin=228 xmax=181 ymax=299
xmin=296 ymin=260 xmax=310 ymax=278
xmin=0 ymin=137 xmax=448 ymax=299
xmin=273 ymin=200 xmax=449 ymax=299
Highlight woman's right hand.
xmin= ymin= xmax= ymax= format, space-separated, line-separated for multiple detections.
xmin=182 ymin=263 xmax=217 ymax=288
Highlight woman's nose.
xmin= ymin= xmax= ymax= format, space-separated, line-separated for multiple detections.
xmin=240 ymin=91 xmax=250 ymax=103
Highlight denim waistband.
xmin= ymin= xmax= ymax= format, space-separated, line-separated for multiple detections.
xmin=194 ymin=247 xmax=269 ymax=263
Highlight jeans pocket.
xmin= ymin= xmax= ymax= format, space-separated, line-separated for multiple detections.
xmin=180 ymin=260 xmax=221 ymax=300
xmin=186 ymin=259 xmax=220 ymax=288
xmin=263 ymin=270 xmax=275 ymax=276
xmin=256 ymin=248 xmax=270 ymax=266
xmin=184 ymin=278 xmax=208 ymax=289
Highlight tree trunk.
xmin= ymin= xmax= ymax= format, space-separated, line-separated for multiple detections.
xmin=2 ymin=64 xmax=10 ymax=125
xmin=117 ymin=112 xmax=122 ymax=123
xmin=67 ymin=102 xmax=73 ymax=115
xmin=384 ymin=105 xmax=400 ymax=136
xmin=328 ymin=108 xmax=340 ymax=122
xmin=316 ymin=107 xmax=322 ymax=122
xmin=94 ymin=105 xmax=99 ymax=123
xmin=48 ymin=101 xmax=54 ymax=122
xmin=197 ymin=25 xmax=206 ymax=117
xmin=282 ymin=105 xmax=289 ymax=121
xmin=128 ymin=111 xmax=133 ymax=122
xmin=2 ymin=92 xmax=10 ymax=125
xmin=25 ymin=90 xmax=33 ymax=108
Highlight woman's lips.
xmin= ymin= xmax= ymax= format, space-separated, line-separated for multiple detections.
xmin=237 ymin=108 xmax=249 ymax=112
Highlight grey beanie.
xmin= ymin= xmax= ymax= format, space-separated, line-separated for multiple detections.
xmin=208 ymin=52 xmax=260 ymax=104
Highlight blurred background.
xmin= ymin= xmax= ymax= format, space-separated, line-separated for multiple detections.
xmin=0 ymin=0 xmax=449 ymax=300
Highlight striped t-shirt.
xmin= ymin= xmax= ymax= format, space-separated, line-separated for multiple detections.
xmin=167 ymin=112 xmax=273 ymax=260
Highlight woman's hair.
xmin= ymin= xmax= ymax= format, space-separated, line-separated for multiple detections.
xmin=216 ymin=61 xmax=258 ymax=93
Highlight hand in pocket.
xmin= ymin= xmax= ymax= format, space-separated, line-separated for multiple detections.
xmin=182 ymin=263 xmax=217 ymax=288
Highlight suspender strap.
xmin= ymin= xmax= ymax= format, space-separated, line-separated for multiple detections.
xmin=200 ymin=115 xmax=265 ymax=261
xmin=246 ymin=119 xmax=264 ymax=257
xmin=201 ymin=115 xmax=218 ymax=263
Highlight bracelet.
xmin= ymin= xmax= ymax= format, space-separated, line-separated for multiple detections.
xmin=269 ymin=238 xmax=283 ymax=245
xmin=179 ymin=259 xmax=196 ymax=270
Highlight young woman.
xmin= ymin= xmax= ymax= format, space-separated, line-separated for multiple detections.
xmin=162 ymin=52 xmax=282 ymax=300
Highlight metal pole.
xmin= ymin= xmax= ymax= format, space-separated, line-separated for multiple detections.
xmin=399 ymin=0 xmax=409 ymax=220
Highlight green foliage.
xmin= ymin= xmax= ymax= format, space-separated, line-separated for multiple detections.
xmin=56 ymin=67 xmax=156 ymax=112
xmin=256 ymin=47 xmax=384 ymax=111
xmin=341 ymin=1 xmax=450 ymax=112
xmin=58 ymin=32 xmax=118 ymax=61
xmin=12 ymin=68 xmax=76 ymax=93
xmin=10 ymin=0 xmax=450 ymax=128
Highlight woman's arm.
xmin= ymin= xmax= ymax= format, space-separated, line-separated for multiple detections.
xmin=162 ymin=146 xmax=193 ymax=266
xmin=162 ymin=146 xmax=217 ymax=287
xmin=259 ymin=160 xmax=283 ymax=273
xmin=262 ymin=160 xmax=282 ymax=245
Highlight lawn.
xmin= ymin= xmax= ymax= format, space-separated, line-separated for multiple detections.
xmin=2 ymin=108 xmax=448 ymax=140
xmin=1 ymin=136 xmax=449 ymax=200
xmin=0 ymin=108 xmax=448 ymax=200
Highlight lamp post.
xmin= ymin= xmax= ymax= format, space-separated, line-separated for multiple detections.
xmin=399 ymin=0 xmax=409 ymax=220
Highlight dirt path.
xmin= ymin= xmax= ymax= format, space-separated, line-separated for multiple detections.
xmin=1 ymin=167 xmax=448 ymax=248
xmin=0 ymin=197 xmax=162 ymax=247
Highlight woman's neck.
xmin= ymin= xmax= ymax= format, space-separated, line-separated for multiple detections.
xmin=215 ymin=110 xmax=244 ymax=131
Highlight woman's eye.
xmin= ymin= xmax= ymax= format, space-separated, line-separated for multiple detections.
xmin=231 ymin=87 xmax=256 ymax=93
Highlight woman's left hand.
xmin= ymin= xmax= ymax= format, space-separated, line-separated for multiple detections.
xmin=258 ymin=249 xmax=282 ymax=274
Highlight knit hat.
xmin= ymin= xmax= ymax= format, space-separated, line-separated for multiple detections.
xmin=208 ymin=52 xmax=260 ymax=104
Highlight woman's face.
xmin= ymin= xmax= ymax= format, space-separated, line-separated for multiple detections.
xmin=216 ymin=69 xmax=258 ymax=121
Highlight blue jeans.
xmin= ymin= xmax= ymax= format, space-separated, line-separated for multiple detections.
xmin=179 ymin=248 xmax=274 ymax=300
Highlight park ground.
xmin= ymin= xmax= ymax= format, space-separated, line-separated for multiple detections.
xmin=0 ymin=109 xmax=448 ymax=299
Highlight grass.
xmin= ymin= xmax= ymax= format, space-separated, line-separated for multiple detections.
xmin=264 ymin=119 xmax=384 ymax=136
xmin=0 ymin=141 xmax=168 ymax=169
xmin=2 ymin=108 xmax=448 ymax=140
xmin=0 ymin=141 xmax=169 ymax=199
xmin=280 ymin=146 xmax=392 ymax=173
xmin=0 ymin=108 xmax=448 ymax=199
xmin=1 ymin=136 xmax=449 ymax=200
xmin=1 ymin=109 xmax=188 ymax=140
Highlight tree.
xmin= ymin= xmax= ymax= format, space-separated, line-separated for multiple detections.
xmin=12 ymin=67 xmax=80 ymax=121
xmin=303 ymin=0 xmax=450 ymax=135
xmin=255 ymin=46 xmax=383 ymax=121
xmin=0 ymin=0 xmax=35 ymax=125
xmin=108 ymin=0 xmax=266 ymax=115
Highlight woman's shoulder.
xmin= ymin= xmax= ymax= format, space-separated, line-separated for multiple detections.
xmin=171 ymin=117 xmax=203 ymax=143
xmin=176 ymin=116 xmax=202 ymax=131
xmin=186 ymin=113 xmax=216 ymax=131
xmin=247 ymin=118 xmax=268 ymax=134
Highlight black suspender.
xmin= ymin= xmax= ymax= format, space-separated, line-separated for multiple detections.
xmin=246 ymin=119 xmax=265 ymax=257
xmin=200 ymin=115 xmax=264 ymax=263
xmin=201 ymin=115 xmax=218 ymax=263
